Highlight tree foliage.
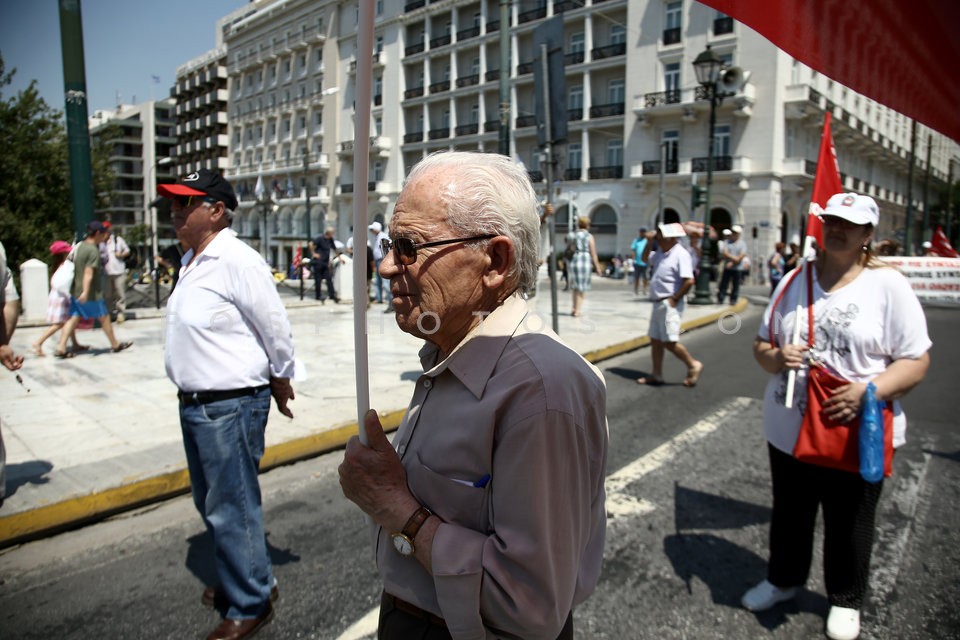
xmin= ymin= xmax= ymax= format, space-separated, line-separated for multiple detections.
xmin=0 ymin=52 xmax=117 ymax=278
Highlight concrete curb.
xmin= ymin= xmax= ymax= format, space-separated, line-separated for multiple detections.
xmin=0 ymin=301 xmax=745 ymax=548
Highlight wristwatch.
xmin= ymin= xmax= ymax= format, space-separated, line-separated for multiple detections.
xmin=391 ymin=505 xmax=432 ymax=556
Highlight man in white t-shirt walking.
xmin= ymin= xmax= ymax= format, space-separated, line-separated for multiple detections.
xmin=636 ymin=223 xmax=703 ymax=387
xmin=101 ymin=222 xmax=130 ymax=323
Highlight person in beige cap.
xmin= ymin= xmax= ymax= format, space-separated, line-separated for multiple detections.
xmin=747 ymin=192 xmax=931 ymax=640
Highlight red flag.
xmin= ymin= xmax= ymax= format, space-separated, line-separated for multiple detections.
xmin=931 ymin=226 xmax=959 ymax=258
xmin=293 ymin=246 xmax=302 ymax=268
xmin=698 ymin=0 xmax=960 ymax=142
xmin=806 ymin=112 xmax=843 ymax=247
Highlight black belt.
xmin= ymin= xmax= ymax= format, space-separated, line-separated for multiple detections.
xmin=382 ymin=592 xmax=447 ymax=628
xmin=178 ymin=385 xmax=269 ymax=406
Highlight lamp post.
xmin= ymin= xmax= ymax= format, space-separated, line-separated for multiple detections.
xmin=300 ymin=152 xmax=312 ymax=301
xmin=258 ymin=191 xmax=278 ymax=267
xmin=146 ymin=156 xmax=172 ymax=308
xmin=690 ymin=45 xmax=723 ymax=305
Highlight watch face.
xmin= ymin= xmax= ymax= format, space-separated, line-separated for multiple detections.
xmin=392 ymin=534 xmax=413 ymax=556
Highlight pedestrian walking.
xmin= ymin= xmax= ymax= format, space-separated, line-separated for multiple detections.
xmin=744 ymin=193 xmax=931 ymax=640
xmin=101 ymin=221 xmax=130 ymax=323
xmin=310 ymin=226 xmax=340 ymax=303
xmin=53 ymin=222 xmax=132 ymax=359
xmin=369 ymin=221 xmax=389 ymax=304
xmin=159 ymin=169 xmax=295 ymax=640
xmin=339 ymin=151 xmax=608 ymax=639
xmin=566 ymin=216 xmax=603 ymax=317
xmin=31 ymin=240 xmax=88 ymax=357
xmin=767 ymin=242 xmax=786 ymax=295
xmin=630 ymin=227 xmax=650 ymax=295
xmin=636 ymin=223 xmax=703 ymax=387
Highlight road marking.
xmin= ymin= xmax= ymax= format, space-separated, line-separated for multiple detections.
xmin=334 ymin=397 xmax=754 ymax=639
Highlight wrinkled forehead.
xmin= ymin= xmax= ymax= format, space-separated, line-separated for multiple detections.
xmin=390 ymin=172 xmax=453 ymax=236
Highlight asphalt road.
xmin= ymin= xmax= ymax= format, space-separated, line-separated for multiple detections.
xmin=0 ymin=302 xmax=957 ymax=640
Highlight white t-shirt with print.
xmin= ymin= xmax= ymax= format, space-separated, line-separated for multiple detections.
xmin=758 ymin=263 xmax=931 ymax=454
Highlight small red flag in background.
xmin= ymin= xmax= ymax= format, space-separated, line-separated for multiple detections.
xmin=806 ymin=112 xmax=843 ymax=247
xmin=293 ymin=246 xmax=302 ymax=268
xmin=931 ymin=226 xmax=959 ymax=258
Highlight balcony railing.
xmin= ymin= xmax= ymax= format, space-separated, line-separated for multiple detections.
xmin=587 ymin=166 xmax=623 ymax=179
xmin=663 ymin=27 xmax=681 ymax=45
xmin=565 ymin=51 xmax=585 ymax=65
xmin=555 ymin=0 xmax=582 ymax=12
xmin=486 ymin=20 xmax=500 ymax=33
xmin=485 ymin=69 xmax=501 ymax=81
xmin=430 ymin=34 xmax=452 ymax=48
xmin=591 ymin=43 xmax=626 ymax=59
xmin=428 ymin=127 xmax=450 ymax=140
xmin=405 ymin=41 xmax=425 ymax=56
xmin=429 ymin=80 xmax=451 ymax=93
xmin=516 ymin=115 xmax=536 ymax=128
xmin=518 ymin=7 xmax=547 ymax=24
xmin=404 ymin=131 xmax=423 ymax=143
xmin=456 ymin=74 xmax=480 ymax=88
xmin=457 ymin=26 xmax=480 ymax=41
xmin=455 ymin=123 xmax=480 ymax=135
xmin=405 ymin=86 xmax=425 ymax=99
xmin=563 ymin=168 xmax=582 ymax=180
xmin=643 ymin=89 xmax=683 ymax=107
xmin=528 ymin=170 xmax=544 ymax=182
xmin=405 ymin=0 xmax=425 ymax=10
xmin=691 ymin=155 xmax=733 ymax=172
xmin=341 ymin=184 xmax=354 ymax=193
xmin=516 ymin=60 xmax=534 ymax=75
xmin=641 ymin=159 xmax=679 ymax=175
xmin=589 ymin=102 xmax=625 ymax=118
xmin=484 ymin=119 xmax=500 ymax=132
xmin=568 ymin=108 xmax=583 ymax=121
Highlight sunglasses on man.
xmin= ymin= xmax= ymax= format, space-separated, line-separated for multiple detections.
xmin=172 ymin=195 xmax=219 ymax=209
xmin=381 ymin=234 xmax=495 ymax=266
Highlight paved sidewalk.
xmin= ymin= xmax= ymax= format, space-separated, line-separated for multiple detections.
xmin=0 ymin=275 xmax=746 ymax=547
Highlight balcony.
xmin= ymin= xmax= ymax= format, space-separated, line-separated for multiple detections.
xmin=486 ymin=19 xmax=500 ymax=33
xmin=341 ymin=183 xmax=354 ymax=193
xmin=404 ymin=131 xmax=424 ymax=143
xmin=405 ymin=41 xmax=425 ymax=56
xmin=563 ymin=168 xmax=582 ymax=180
xmin=457 ymin=26 xmax=480 ymax=41
xmin=662 ymin=27 xmax=681 ymax=45
xmin=591 ymin=43 xmax=626 ymax=60
xmin=428 ymin=127 xmax=450 ymax=140
xmin=518 ymin=6 xmax=547 ymax=24
xmin=641 ymin=159 xmax=679 ymax=175
xmin=516 ymin=60 xmax=534 ymax=75
xmin=588 ymin=166 xmax=623 ymax=179
xmin=484 ymin=119 xmax=500 ymax=132
xmin=430 ymin=34 xmax=452 ymax=48
xmin=485 ymin=69 xmax=501 ymax=81
xmin=516 ymin=115 xmax=537 ymax=128
xmin=565 ymin=51 xmax=585 ymax=65
xmin=405 ymin=86 xmax=425 ymax=99
xmin=568 ymin=108 xmax=583 ymax=121
xmin=589 ymin=102 xmax=625 ymax=118
xmin=455 ymin=123 xmax=480 ymax=135
xmin=405 ymin=0 xmax=425 ymax=9
xmin=456 ymin=74 xmax=480 ymax=88
xmin=691 ymin=155 xmax=733 ymax=172
xmin=528 ymin=170 xmax=544 ymax=183
xmin=429 ymin=80 xmax=451 ymax=93
xmin=373 ymin=94 xmax=382 ymax=106
xmin=555 ymin=0 xmax=582 ymax=12
xmin=643 ymin=89 xmax=685 ymax=107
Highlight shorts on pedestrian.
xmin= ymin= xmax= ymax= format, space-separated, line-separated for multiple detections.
xmin=69 ymin=297 xmax=108 ymax=319
xmin=648 ymin=299 xmax=682 ymax=342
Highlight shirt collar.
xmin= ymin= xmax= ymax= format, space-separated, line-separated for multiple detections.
xmin=182 ymin=228 xmax=234 ymax=266
xmin=418 ymin=294 xmax=529 ymax=399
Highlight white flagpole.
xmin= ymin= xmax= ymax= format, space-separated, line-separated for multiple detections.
xmin=783 ymin=235 xmax=815 ymax=409
xmin=353 ymin=0 xmax=375 ymax=444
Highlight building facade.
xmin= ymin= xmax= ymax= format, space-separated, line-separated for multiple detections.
xmin=171 ymin=0 xmax=957 ymax=274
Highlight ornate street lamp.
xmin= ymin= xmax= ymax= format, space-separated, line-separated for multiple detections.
xmin=690 ymin=45 xmax=723 ymax=305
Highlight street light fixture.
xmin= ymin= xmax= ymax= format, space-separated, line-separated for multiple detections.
xmin=690 ymin=45 xmax=723 ymax=305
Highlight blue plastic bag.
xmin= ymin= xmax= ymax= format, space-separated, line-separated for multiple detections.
xmin=859 ymin=382 xmax=884 ymax=483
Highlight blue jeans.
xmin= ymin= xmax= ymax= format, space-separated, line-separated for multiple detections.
xmin=717 ymin=267 xmax=741 ymax=304
xmin=374 ymin=257 xmax=385 ymax=302
xmin=180 ymin=387 xmax=273 ymax=619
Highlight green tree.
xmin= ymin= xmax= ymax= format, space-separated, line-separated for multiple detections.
xmin=0 ymin=54 xmax=72 ymax=275
xmin=0 ymin=52 xmax=117 ymax=279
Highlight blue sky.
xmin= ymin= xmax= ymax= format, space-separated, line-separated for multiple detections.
xmin=0 ymin=0 xmax=248 ymax=115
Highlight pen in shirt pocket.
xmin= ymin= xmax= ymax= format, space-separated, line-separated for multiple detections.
xmin=450 ymin=473 xmax=491 ymax=488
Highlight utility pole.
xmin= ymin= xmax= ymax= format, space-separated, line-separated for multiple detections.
xmin=498 ymin=0 xmax=510 ymax=156
xmin=904 ymin=119 xmax=918 ymax=255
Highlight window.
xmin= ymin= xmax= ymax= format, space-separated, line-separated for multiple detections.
xmin=471 ymin=104 xmax=479 ymax=123
xmin=376 ymin=36 xmax=384 ymax=54
xmin=315 ymin=111 xmax=323 ymax=126
xmin=666 ymin=2 xmax=682 ymax=30
xmin=714 ymin=124 xmax=731 ymax=156
xmin=472 ymin=57 xmax=481 ymax=75
xmin=662 ymin=130 xmax=679 ymax=171
xmin=609 ymin=79 xmax=625 ymax=104
xmin=611 ymin=25 xmax=626 ymax=45
xmin=569 ymin=85 xmax=583 ymax=109
xmin=374 ymin=161 xmax=384 ymax=181
xmin=375 ymin=76 xmax=383 ymax=96
xmin=441 ymin=109 xmax=450 ymax=128
xmin=665 ymin=62 xmax=680 ymax=102
xmin=606 ymin=140 xmax=623 ymax=167
xmin=568 ymin=143 xmax=582 ymax=168
xmin=375 ymin=116 xmax=383 ymax=136
xmin=376 ymin=0 xmax=383 ymax=16
xmin=283 ymin=59 xmax=291 ymax=78
xmin=570 ymin=32 xmax=585 ymax=53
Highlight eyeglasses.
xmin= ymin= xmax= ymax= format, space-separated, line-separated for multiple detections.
xmin=172 ymin=195 xmax=218 ymax=209
xmin=381 ymin=234 xmax=496 ymax=266
xmin=821 ymin=215 xmax=863 ymax=230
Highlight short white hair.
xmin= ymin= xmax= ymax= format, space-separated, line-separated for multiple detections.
xmin=403 ymin=151 xmax=541 ymax=294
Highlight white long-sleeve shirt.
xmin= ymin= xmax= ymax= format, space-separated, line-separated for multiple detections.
xmin=165 ymin=229 xmax=295 ymax=392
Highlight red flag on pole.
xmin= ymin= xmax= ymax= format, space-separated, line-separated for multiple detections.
xmin=293 ymin=246 xmax=302 ymax=269
xmin=931 ymin=225 xmax=959 ymax=258
xmin=806 ymin=112 xmax=843 ymax=249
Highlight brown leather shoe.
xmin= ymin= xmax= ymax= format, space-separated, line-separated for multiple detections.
xmin=202 ymin=585 xmax=279 ymax=608
xmin=205 ymin=602 xmax=274 ymax=640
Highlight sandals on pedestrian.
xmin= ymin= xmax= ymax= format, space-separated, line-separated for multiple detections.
xmin=72 ymin=344 xmax=91 ymax=353
xmin=31 ymin=343 xmax=45 ymax=357
xmin=112 ymin=341 xmax=133 ymax=353
xmin=54 ymin=349 xmax=76 ymax=359
xmin=683 ymin=362 xmax=704 ymax=388
xmin=636 ymin=376 xmax=664 ymax=386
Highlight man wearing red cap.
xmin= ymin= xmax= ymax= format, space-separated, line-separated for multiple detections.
xmin=159 ymin=169 xmax=295 ymax=640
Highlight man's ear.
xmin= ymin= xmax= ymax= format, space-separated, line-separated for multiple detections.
xmin=482 ymin=236 xmax=514 ymax=289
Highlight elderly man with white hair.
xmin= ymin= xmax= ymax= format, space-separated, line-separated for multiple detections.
xmin=339 ymin=151 xmax=609 ymax=640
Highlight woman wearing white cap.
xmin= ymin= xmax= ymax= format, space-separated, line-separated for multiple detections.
xmin=746 ymin=193 xmax=931 ymax=640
